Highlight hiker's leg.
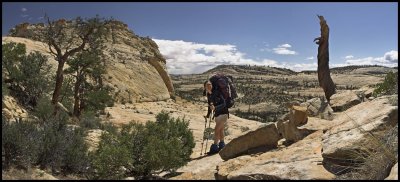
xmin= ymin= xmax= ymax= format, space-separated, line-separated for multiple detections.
xmin=218 ymin=114 xmax=228 ymax=141
xmin=209 ymin=117 xmax=221 ymax=154
xmin=215 ymin=114 xmax=228 ymax=150
xmin=215 ymin=114 xmax=225 ymax=142
xmin=213 ymin=119 xmax=219 ymax=145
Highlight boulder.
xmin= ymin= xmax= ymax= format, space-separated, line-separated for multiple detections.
xmin=276 ymin=120 xmax=303 ymax=143
xmin=219 ymin=123 xmax=281 ymax=161
xmin=330 ymin=90 xmax=361 ymax=112
xmin=217 ymin=130 xmax=335 ymax=180
xmin=276 ymin=106 xmax=310 ymax=143
xmin=290 ymin=105 xmax=308 ymax=126
xmin=322 ymin=95 xmax=398 ymax=174
xmin=1 ymin=95 xmax=28 ymax=121
xmin=300 ymin=97 xmax=334 ymax=120
xmin=298 ymin=117 xmax=341 ymax=132
xmin=356 ymin=85 xmax=375 ymax=100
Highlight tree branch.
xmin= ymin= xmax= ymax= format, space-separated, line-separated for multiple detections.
xmin=62 ymin=28 xmax=93 ymax=60
xmin=46 ymin=16 xmax=62 ymax=58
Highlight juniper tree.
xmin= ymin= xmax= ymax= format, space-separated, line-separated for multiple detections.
xmin=41 ymin=15 xmax=111 ymax=114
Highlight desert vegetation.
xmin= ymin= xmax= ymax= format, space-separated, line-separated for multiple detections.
xmin=2 ymin=16 xmax=195 ymax=180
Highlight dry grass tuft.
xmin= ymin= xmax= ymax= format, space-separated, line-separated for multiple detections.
xmin=334 ymin=124 xmax=398 ymax=180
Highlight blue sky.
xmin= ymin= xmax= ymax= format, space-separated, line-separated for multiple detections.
xmin=2 ymin=2 xmax=398 ymax=74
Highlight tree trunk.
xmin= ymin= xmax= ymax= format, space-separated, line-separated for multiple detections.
xmin=51 ymin=59 xmax=66 ymax=113
xmin=73 ymin=74 xmax=82 ymax=117
xmin=314 ymin=15 xmax=336 ymax=102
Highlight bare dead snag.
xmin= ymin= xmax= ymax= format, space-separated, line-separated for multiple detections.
xmin=314 ymin=15 xmax=336 ymax=102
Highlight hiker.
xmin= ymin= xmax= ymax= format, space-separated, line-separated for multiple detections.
xmin=203 ymin=80 xmax=228 ymax=154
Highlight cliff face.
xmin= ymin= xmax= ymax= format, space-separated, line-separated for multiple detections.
xmin=4 ymin=19 xmax=174 ymax=103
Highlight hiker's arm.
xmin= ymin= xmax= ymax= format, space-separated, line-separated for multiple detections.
xmin=206 ymin=105 xmax=211 ymax=117
xmin=206 ymin=95 xmax=212 ymax=117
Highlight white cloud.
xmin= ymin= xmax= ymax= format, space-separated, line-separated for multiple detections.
xmin=38 ymin=16 xmax=44 ymax=20
xmin=279 ymin=44 xmax=291 ymax=48
xmin=384 ymin=50 xmax=398 ymax=62
xmin=292 ymin=63 xmax=318 ymax=71
xmin=21 ymin=8 xmax=27 ymax=12
xmin=272 ymin=44 xmax=297 ymax=55
xmin=154 ymin=39 xmax=259 ymax=74
xmin=154 ymin=39 xmax=314 ymax=74
xmin=305 ymin=56 xmax=314 ymax=60
xmin=21 ymin=14 xmax=29 ymax=18
xmin=340 ymin=50 xmax=398 ymax=67
xmin=153 ymin=39 xmax=397 ymax=74
xmin=345 ymin=55 xmax=354 ymax=59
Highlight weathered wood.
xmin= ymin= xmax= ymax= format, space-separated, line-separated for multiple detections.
xmin=314 ymin=15 xmax=336 ymax=102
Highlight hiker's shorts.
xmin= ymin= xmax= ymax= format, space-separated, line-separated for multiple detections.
xmin=215 ymin=114 xmax=228 ymax=124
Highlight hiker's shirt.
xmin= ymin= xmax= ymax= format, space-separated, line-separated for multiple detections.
xmin=207 ymin=90 xmax=228 ymax=118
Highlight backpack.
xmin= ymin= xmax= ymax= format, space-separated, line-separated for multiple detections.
xmin=209 ymin=73 xmax=238 ymax=108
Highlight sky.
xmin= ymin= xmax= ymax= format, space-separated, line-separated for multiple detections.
xmin=2 ymin=2 xmax=398 ymax=74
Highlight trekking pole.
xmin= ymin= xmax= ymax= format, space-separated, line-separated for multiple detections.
xmin=203 ymin=114 xmax=209 ymax=155
xmin=204 ymin=111 xmax=214 ymax=155
xmin=200 ymin=115 xmax=208 ymax=156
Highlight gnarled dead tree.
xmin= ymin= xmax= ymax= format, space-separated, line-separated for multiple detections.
xmin=314 ymin=15 xmax=336 ymax=102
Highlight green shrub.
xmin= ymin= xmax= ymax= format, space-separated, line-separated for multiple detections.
xmin=88 ymin=132 xmax=132 ymax=180
xmin=2 ymin=80 xmax=9 ymax=97
xmin=33 ymin=96 xmax=54 ymax=123
xmin=37 ymin=115 xmax=89 ymax=174
xmin=79 ymin=111 xmax=102 ymax=130
xmin=2 ymin=42 xmax=53 ymax=109
xmin=85 ymin=89 xmax=114 ymax=112
xmin=2 ymin=116 xmax=42 ymax=170
xmin=61 ymin=127 xmax=90 ymax=174
xmin=99 ymin=121 xmax=119 ymax=135
xmin=143 ymin=111 xmax=195 ymax=175
xmin=32 ymin=98 xmax=89 ymax=174
xmin=3 ymin=96 xmax=90 ymax=175
xmin=88 ymin=111 xmax=195 ymax=179
xmin=373 ymin=71 xmax=398 ymax=97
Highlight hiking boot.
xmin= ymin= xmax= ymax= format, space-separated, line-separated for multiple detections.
xmin=208 ymin=144 xmax=219 ymax=154
xmin=218 ymin=141 xmax=225 ymax=150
